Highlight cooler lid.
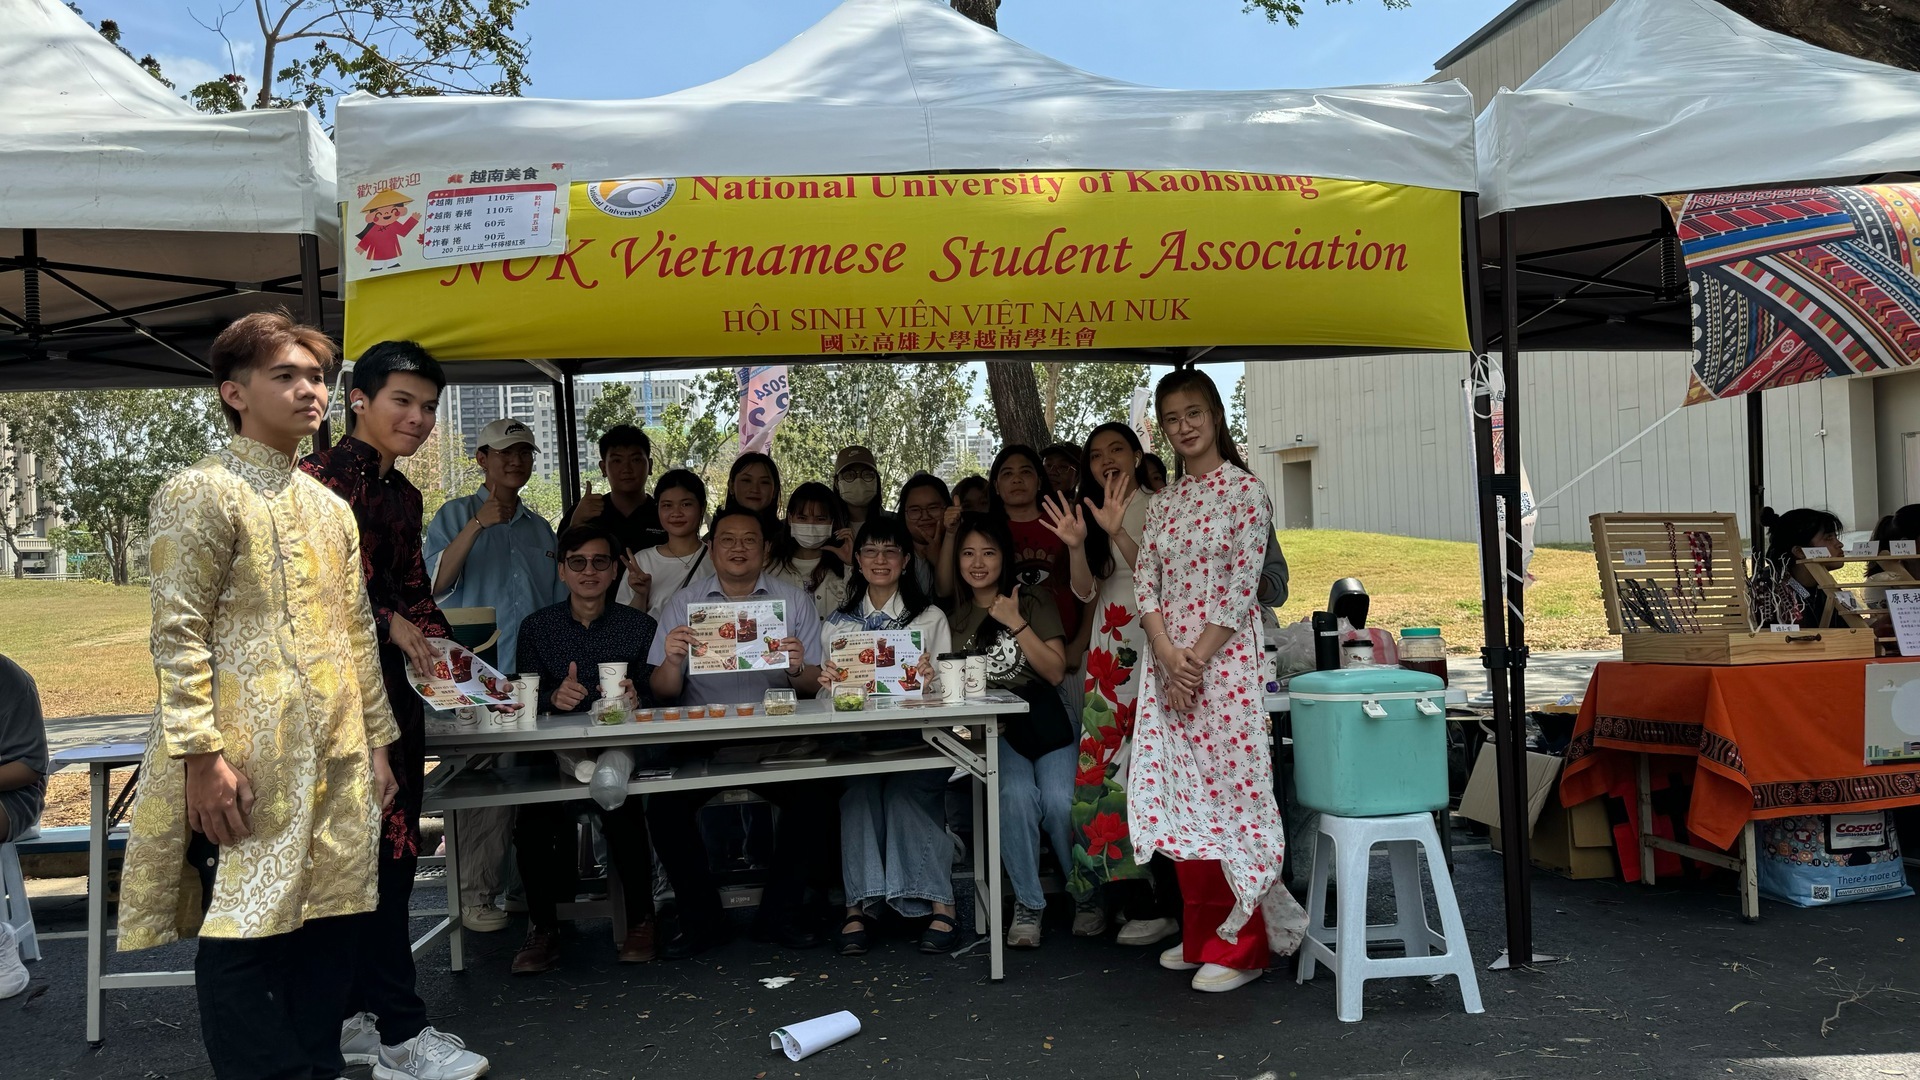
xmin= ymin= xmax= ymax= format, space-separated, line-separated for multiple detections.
xmin=1288 ymin=667 xmax=1445 ymax=698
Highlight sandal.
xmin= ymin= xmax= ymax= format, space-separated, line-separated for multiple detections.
xmin=919 ymin=912 xmax=959 ymax=954
xmin=837 ymin=912 xmax=873 ymax=956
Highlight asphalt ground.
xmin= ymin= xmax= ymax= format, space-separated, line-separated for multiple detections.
xmin=10 ymin=834 xmax=1919 ymax=1080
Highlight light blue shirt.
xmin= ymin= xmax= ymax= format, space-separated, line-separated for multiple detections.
xmin=424 ymin=485 xmax=565 ymax=674
xmin=648 ymin=572 xmax=823 ymax=708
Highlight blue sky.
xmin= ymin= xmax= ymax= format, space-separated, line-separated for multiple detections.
xmin=108 ymin=0 xmax=1513 ymax=424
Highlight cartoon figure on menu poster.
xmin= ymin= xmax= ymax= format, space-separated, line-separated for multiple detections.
xmin=355 ymin=189 xmax=420 ymax=272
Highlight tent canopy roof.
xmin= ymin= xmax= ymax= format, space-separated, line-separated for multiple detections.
xmin=1478 ymin=0 xmax=1920 ymax=217
xmin=338 ymin=0 xmax=1478 ymax=194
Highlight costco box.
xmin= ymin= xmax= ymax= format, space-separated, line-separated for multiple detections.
xmin=1458 ymin=744 xmax=1617 ymax=880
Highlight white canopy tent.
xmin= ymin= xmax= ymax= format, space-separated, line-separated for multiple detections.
xmin=1463 ymin=0 xmax=1920 ymax=967
xmin=0 ymin=0 xmax=340 ymax=390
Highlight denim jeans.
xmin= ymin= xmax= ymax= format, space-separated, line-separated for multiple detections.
xmin=999 ymin=740 xmax=1076 ymax=909
xmin=841 ymin=770 xmax=953 ymax=917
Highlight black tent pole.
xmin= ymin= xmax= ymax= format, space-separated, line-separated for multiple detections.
xmin=1497 ymin=210 xmax=1535 ymax=965
xmin=1747 ymin=392 xmax=1765 ymax=556
xmin=557 ymin=371 xmax=581 ymax=510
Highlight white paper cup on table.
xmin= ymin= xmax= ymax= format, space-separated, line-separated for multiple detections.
xmin=937 ymin=653 xmax=967 ymax=705
xmin=598 ymin=662 xmax=629 ymax=703
xmin=964 ymin=654 xmax=987 ymax=699
xmin=514 ymin=676 xmax=540 ymax=726
xmin=770 ymin=1010 xmax=861 ymax=1062
xmin=455 ymin=706 xmax=480 ymax=729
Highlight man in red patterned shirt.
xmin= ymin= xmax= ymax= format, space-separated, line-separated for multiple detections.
xmin=301 ymin=341 xmax=488 ymax=1080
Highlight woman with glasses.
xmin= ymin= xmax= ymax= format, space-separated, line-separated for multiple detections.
xmin=896 ymin=473 xmax=951 ymax=598
xmin=827 ymin=517 xmax=957 ymax=955
xmin=1132 ymin=370 xmax=1305 ymax=993
xmin=769 ymin=481 xmax=852 ymax=620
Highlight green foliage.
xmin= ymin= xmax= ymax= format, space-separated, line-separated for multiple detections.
xmin=582 ymin=382 xmax=640 ymax=450
xmin=1230 ymin=373 xmax=1248 ymax=449
xmin=1241 ymin=0 xmax=1410 ymax=28
xmin=518 ymin=474 xmax=565 ymax=525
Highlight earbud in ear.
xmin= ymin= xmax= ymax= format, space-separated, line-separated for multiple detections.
xmin=351 ymin=400 xmax=365 ymax=411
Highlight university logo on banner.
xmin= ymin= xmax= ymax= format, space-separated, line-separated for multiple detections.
xmin=739 ymin=365 xmax=790 ymax=454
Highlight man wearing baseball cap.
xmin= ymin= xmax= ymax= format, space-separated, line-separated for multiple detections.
xmin=423 ymin=417 xmax=566 ymax=935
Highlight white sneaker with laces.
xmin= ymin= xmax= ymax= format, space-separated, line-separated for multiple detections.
xmin=340 ymin=1012 xmax=382 ymax=1065
xmin=461 ymin=904 xmax=510 ymax=933
xmin=1192 ymin=962 xmax=1263 ymax=993
xmin=373 ymin=1026 xmax=490 ymax=1080
xmin=1005 ymin=902 xmax=1044 ymax=948
xmin=1159 ymin=942 xmax=1199 ymax=971
xmin=0 ymin=923 xmax=29 ymax=999
xmin=1116 ymin=916 xmax=1179 ymax=946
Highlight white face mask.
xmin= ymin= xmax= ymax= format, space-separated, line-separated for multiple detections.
xmin=838 ymin=477 xmax=878 ymax=506
xmin=791 ymin=522 xmax=834 ymax=549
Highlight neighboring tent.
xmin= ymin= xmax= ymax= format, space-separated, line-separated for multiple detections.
xmin=0 ymin=0 xmax=339 ymax=390
xmin=338 ymin=0 xmax=1476 ymax=199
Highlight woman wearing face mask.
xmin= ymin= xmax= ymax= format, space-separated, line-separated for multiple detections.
xmin=770 ymin=482 xmax=852 ymax=618
xmin=949 ymin=512 xmax=1071 ymax=949
xmin=833 ymin=446 xmax=886 ymax=528
xmin=1038 ymin=422 xmax=1180 ymax=946
xmin=1133 ymin=370 xmax=1306 ymax=993
xmin=896 ymin=472 xmax=951 ymax=600
xmin=828 ymin=517 xmax=957 ymax=956
xmin=725 ymin=452 xmax=784 ymax=539
xmin=617 ymin=470 xmax=708 ymax=619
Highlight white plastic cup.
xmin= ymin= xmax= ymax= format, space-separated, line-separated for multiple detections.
xmin=515 ymin=675 xmax=540 ymax=725
xmin=937 ymin=653 xmax=967 ymax=705
xmin=964 ymin=654 xmax=987 ymax=699
xmin=598 ymin=662 xmax=629 ymax=703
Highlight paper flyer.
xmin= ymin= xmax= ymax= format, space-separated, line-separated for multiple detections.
xmin=687 ymin=600 xmax=789 ymax=675
xmin=824 ymin=632 xmax=877 ymax=708
xmin=872 ymin=629 xmax=925 ymax=696
xmin=409 ymin=639 xmax=516 ymax=709
xmin=344 ymin=162 xmax=571 ymax=282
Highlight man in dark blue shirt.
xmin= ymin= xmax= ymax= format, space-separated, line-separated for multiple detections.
xmin=509 ymin=525 xmax=659 ymax=974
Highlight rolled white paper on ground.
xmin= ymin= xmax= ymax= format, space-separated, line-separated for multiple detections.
xmin=770 ymin=1010 xmax=860 ymax=1061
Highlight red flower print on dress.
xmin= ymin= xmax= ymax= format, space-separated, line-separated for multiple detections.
xmin=1076 ymin=758 xmax=1109 ymax=789
xmin=1085 ymin=648 xmax=1132 ymax=699
xmin=1084 ymin=811 xmax=1129 ymax=860
xmin=1099 ymin=603 xmax=1135 ymax=636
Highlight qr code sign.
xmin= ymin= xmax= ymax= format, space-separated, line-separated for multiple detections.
xmin=1811 ymin=885 xmax=1833 ymax=902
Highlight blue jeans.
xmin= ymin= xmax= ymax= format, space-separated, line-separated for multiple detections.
xmin=999 ymin=741 xmax=1076 ymax=909
xmin=841 ymin=770 xmax=953 ymax=917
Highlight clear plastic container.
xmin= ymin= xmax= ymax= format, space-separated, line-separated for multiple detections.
xmin=1397 ymin=627 xmax=1448 ymax=686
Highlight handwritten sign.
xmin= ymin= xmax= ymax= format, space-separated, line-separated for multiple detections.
xmin=1893 ymin=541 xmax=1918 ymax=556
xmin=1621 ymin=548 xmax=1647 ymax=567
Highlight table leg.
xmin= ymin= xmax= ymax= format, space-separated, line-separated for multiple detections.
xmin=971 ymin=760 xmax=987 ymax=937
xmin=1740 ymin=820 xmax=1759 ymax=922
xmin=86 ymin=763 xmax=108 ymax=1046
xmin=985 ymin=720 xmax=1003 ymax=983
xmin=1637 ymin=753 xmax=1657 ymax=887
xmin=442 ymin=809 xmax=464 ymax=972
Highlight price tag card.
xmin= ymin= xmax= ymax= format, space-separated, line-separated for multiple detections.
xmin=1802 ymin=546 xmax=1833 ymax=558
xmin=421 ymin=183 xmax=557 ymax=262
xmin=686 ymin=600 xmax=788 ymax=675
xmin=1888 ymin=590 xmax=1920 ymax=658
xmin=1847 ymin=540 xmax=1880 ymax=558
xmin=1621 ymin=548 xmax=1647 ymax=567
xmin=1893 ymin=541 xmax=1918 ymax=556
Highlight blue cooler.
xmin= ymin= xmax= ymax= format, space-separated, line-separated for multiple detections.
xmin=1289 ymin=668 xmax=1447 ymax=817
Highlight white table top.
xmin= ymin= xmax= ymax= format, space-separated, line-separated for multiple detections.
xmin=425 ymin=692 xmax=1024 ymax=756
xmin=51 ymin=742 xmax=147 ymax=769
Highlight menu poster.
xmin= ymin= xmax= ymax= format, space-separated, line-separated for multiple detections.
xmin=1863 ymin=658 xmax=1920 ymax=764
xmin=409 ymin=639 xmax=516 ymax=708
xmin=872 ymin=629 xmax=926 ymax=696
xmin=825 ymin=632 xmax=878 ymax=708
xmin=687 ymin=600 xmax=789 ymax=675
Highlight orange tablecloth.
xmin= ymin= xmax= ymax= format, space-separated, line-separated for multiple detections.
xmin=1560 ymin=658 xmax=1920 ymax=850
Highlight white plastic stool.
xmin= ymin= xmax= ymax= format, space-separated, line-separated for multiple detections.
xmin=2 ymin=830 xmax=39 ymax=962
xmin=1296 ymin=812 xmax=1481 ymax=1022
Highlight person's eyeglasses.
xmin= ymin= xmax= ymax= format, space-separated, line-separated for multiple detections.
xmin=714 ymin=536 xmax=760 ymax=550
xmin=903 ymin=506 xmax=941 ymax=519
xmin=858 ymin=546 xmax=906 ymax=561
xmin=563 ymin=555 xmax=614 ymax=572
xmin=1160 ymin=407 xmax=1210 ymax=431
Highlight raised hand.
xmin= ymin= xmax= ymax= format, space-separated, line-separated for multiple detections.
xmin=942 ymin=503 xmax=964 ymax=533
xmin=1086 ymin=472 xmax=1135 ymax=535
xmin=476 ymin=491 xmax=510 ymax=528
xmin=989 ymin=585 xmax=1024 ymax=629
xmin=824 ymin=527 xmax=855 ymax=562
xmin=552 ymin=661 xmax=588 ymax=712
xmin=663 ymin=625 xmax=698 ymax=663
xmin=575 ymin=479 xmax=605 ymax=523
xmin=623 ymin=552 xmax=652 ymax=609
xmin=1038 ymin=493 xmax=1088 ymax=549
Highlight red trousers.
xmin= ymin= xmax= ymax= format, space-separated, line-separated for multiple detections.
xmin=1176 ymin=859 xmax=1269 ymax=970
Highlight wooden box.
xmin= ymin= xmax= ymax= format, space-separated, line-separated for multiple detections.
xmin=1590 ymin=512 xmax=1876 ymax=664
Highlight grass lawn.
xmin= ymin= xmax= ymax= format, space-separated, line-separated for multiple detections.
xmin=0 ymin=578 xmax=155 ymax=718
xmin=0 ymin=530 xmax=1619 ymax=720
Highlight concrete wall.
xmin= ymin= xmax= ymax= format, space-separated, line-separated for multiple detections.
xmin=1432 ymin=0 xmax=1613 ymax=104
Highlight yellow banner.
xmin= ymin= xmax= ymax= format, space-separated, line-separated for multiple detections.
xmin=345 ymin=170 xmax=1469 ymax=360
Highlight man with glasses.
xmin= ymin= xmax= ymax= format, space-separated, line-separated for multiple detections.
xmin=646 ymin=506 xmax=831 ymax=957
xmin=423 ymin=417 xmax=567 ymax=936
xmin=509 ymin=525 xmax=661 ymax=973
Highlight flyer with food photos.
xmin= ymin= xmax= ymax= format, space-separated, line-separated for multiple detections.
xmin=825 ymin=632 xmax=878 ymax=706
xmin=409 ymin=639 xmax=516 ymax=707
xmin=687 ymin=600 xmax=789 ymax=675
xmin=872 ymin=629 xmax=925 ymax=696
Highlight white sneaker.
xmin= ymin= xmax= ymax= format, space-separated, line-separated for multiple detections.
xmin=0 ymin=923 xmax=28 ymax=999
xmin=1116 ymin=917 xmax=1179 ymax=946
xmin=1006 ymin=902 xmax=1044 ymax=948
xmin=1192 ymin=962 xmax=1264 ymax=993
xmin=374 ymin=1026 xmax=490 ymax=1080
xmin=461 ymin=904 xmax=510 ymax=933
xmin=340 ymin=1011 xmax=381 ymax=1066
xmin=1070 ymin=900 xmax=1107 ymax=937
xmin=1159 ymin=942 xmax=1199 ymax=971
